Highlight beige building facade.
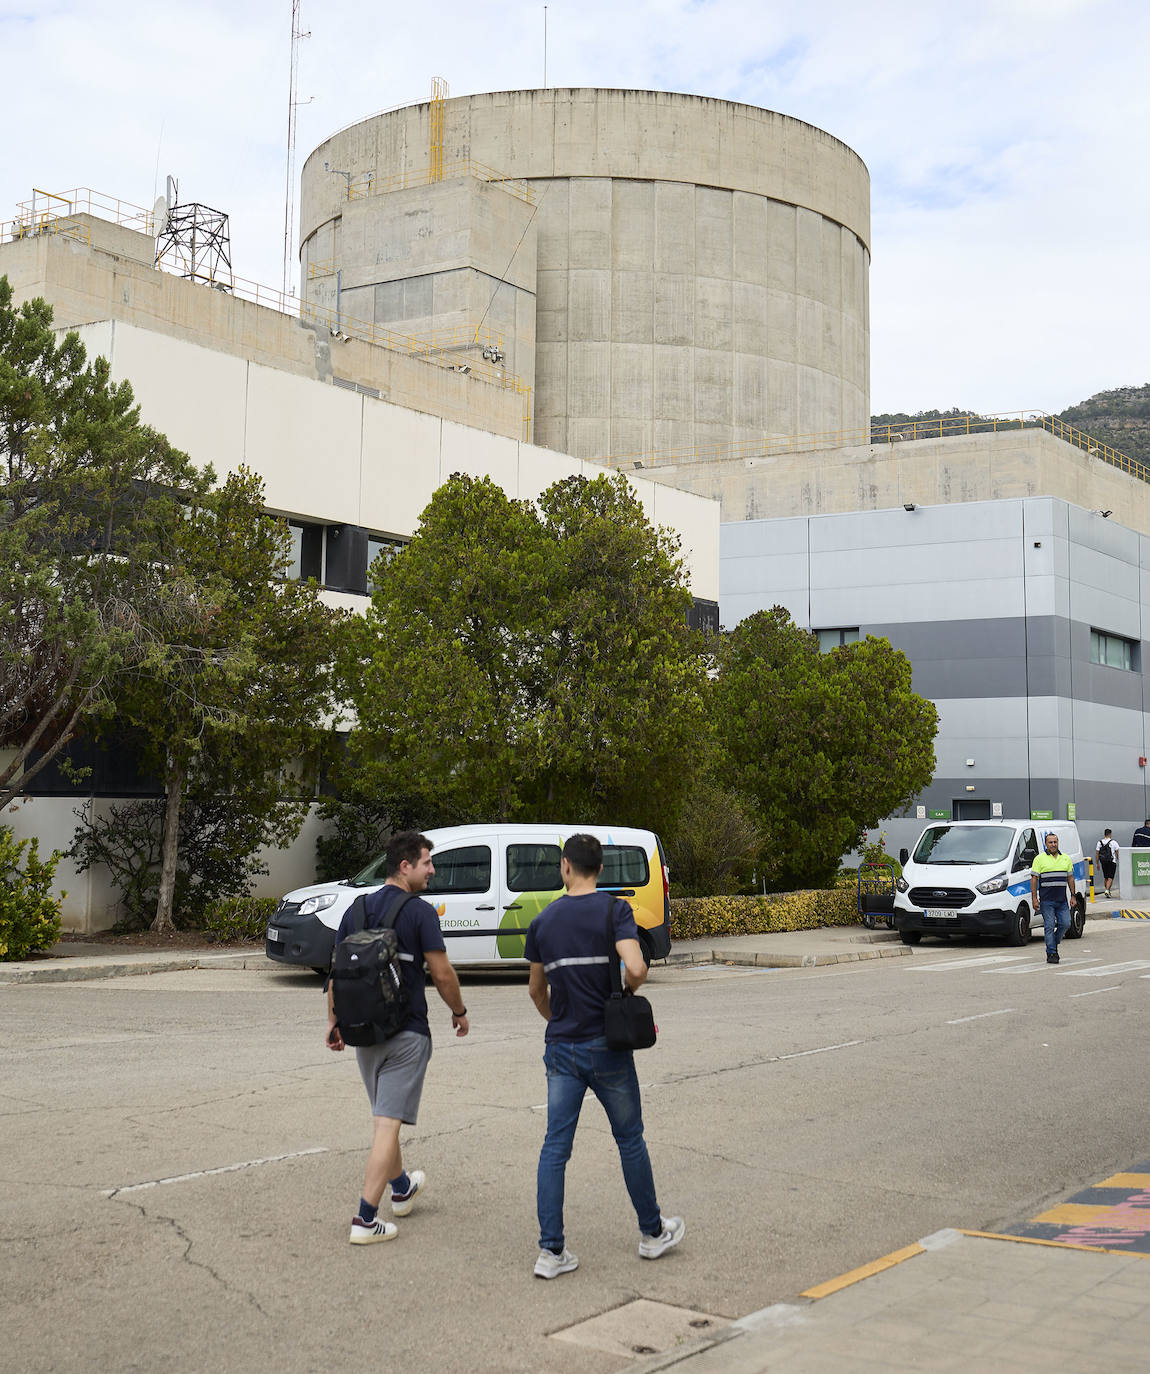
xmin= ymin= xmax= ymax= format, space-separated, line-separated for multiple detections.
xmin=300 ymin=88 xmax=871 ymax=463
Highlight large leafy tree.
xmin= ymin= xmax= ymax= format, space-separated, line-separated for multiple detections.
xmin=712 ymin=607 xmax=938 ymax=890
xmin=108 ymin=466 xmax=340 ymax=930
xmin=339 ymin=471 xmax=706 ymax=830
xmin=0 ymin=276 xmax=210 ymax=807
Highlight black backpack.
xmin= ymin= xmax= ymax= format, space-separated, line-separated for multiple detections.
xmin=330 ymin=890 xmax=415 ymax=1046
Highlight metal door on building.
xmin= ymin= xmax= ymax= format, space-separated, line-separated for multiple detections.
xmin=953 ymin=799 xmax=993 ymax=820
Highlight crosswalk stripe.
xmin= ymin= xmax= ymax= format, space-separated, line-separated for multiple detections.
xmin=909 ymin=953 xmax=1027 ymax=971
xmin=1057 ymin=960 xmax=1150 ymax=977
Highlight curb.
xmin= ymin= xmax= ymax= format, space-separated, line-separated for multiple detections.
xmin=664 ymin=945 xmax=912 ymax=969
xmin=0 ymin=949 xmax=266 ymax=986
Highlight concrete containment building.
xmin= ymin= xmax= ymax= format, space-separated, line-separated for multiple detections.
xmin=300 ymin=88 xmax=871 ymax=462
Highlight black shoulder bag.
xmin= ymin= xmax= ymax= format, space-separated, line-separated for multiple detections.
xmin=602 ymin=897 xmax=658 ymax=1051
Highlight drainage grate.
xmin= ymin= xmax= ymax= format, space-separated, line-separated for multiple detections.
xmin=551 ymin=1298 xmax=729 ymax=1359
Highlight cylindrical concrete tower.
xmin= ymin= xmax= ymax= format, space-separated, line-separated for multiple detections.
xmin=300 ymin=88 xmax=870 ymax=460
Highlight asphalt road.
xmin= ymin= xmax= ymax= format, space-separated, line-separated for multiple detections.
xmin=3 ymin=922 xmax=1149 ymax=1373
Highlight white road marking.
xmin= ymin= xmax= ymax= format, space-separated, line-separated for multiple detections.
xmin=946 ymin=1008 xmax=1017 ymax=1024
xmin=909 ymin=953 xmax=1027 ymax=972
xmin=1069 ymin=986 xmax=1123 ymax=998
xmin=102 ymin=1147 xmax=328 ymax=1197
xmin=777 ymin=1040 xmax=862 ymax=1060
xmin=1058 ymin=960 xmax=1150 ymax=977
xmin=990 ymin=956 xmax=1101 ymax=974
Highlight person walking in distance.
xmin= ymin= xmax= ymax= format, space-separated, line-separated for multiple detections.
xmin=1031 ymin=831 xmax=1077 ymax=965
xmin=524 ymin=832 xmax=684 ymax=1279
xmin=1095 ymin=829 xmax=1118 ymax=899
xmin=326 ymin=831 xmax=470 ymax=1243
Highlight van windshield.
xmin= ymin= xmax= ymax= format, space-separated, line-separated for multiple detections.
xmin=912 ymin=826 xmax=1013 ymax=865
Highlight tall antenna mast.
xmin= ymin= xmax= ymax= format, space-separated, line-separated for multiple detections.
xmin=544 ymin=6 xmax=548 ymax=87
xmin=281 ymin=1 xmax=309 ymax=298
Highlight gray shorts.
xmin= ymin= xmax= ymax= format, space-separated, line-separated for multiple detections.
xmin=356 ymin=1031 xmax=433 ymax=1123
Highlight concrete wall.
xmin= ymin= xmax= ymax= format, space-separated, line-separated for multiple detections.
xmin=720 ymin=497 xmax=1150 ymax=863
xmin=301 ymin=89 xmax=871 ymax=462
xmin=644 ymin=427 xmax=1150 ymax=535
xmin=1 ymin=225 xmax=527 ymax=441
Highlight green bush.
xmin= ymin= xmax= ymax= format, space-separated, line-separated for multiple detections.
xmin=199 ymin=896 xmax=280 ymax=942
xmin=670 ymin=887 xmax=857 ymax=941
xmin=0 ymin=826 xmax=64 ymax=961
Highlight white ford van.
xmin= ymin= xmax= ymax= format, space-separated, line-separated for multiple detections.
xmin=265 ymin=823 xmax=671 ymax=973
xmin=893 ymin=819 xmax=1087 ymax=946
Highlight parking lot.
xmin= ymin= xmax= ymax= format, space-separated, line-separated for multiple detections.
xmin=3 ymin=923 xmax=1149 ymax=1372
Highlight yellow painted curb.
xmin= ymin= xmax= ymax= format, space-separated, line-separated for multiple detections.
xmin=800 ymin=1241 xmax=925 ymax=1299
xmin=958 ymin=1228 xmax=1150 ymax=1258
xmin=1097 ymin=1173 xmax=1150 ymax=1189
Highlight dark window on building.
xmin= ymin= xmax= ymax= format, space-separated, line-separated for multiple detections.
xmin=324 ymin=524 xmax=369 ymax=594
xmin=816 ymin=627 xmax=860 ymax=652
xmin=1090 ymin=628 xmax=1136 ymax=671
xmin=22 ymin=729 xmax=163 ymax=797
xmin=367 ymin=535 xmax=408 ymax=593
xmin=285 ymin=520 xmax=323 ymax=582
xmin=688 ymin=599 xmax=719 ymax=635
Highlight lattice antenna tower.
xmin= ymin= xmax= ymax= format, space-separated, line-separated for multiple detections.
xmin=429 ymin=77 xmax=449 ymax=182
xmin=154 ymin=179 xmax=234 ymax=291
xmin=282 ymin=1 xmax=311 ymax=297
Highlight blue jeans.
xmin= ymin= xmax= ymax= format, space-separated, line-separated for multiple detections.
xmin=1040 ymin=898 xmax=1071 ymax=957
xmin=537 ymin=1036 xmax=661 ymax=1251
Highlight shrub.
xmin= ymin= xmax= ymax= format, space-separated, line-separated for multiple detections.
xmin=0 ymin=826 xmax=64 ymax=961
xmin=199 ymin=896 xmax=280 ymax=942
xmin=662 ymin=777 xmax=764 ymax=897
xmin=670 ymin=887 xmax=857 ymax=941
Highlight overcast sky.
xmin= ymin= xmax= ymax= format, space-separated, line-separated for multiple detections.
xmin=3 ymin=0 xmax=1148 ymax=419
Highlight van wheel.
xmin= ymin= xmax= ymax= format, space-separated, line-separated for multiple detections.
xmin=899 ymin=930 xmax=922 ymax=945
xmin=1006 ymin=905 xmax=1030 ymax=946
xmin=1066 ymin=896 xmax=1086 ymax=940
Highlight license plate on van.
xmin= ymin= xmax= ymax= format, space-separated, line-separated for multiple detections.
xmin=923 ymin=909 xmax=958 ymax=920
xmin=267 ymin=927 xmax=283 ymax=942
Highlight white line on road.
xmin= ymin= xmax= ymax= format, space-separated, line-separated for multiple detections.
xmin=777 ymin=1040 xmax=863 ymax=1060
xmin=1058 ymin=960 xmax=1150 ymax=977
xmin=102 ymin=1147 xmax=328 ymax=1197
xmin=909 ymin=953 xmax=1027 ymax=971
xmin=946 ymin=1008 xmax=1017 ymax=1024
xmin=1069 ymin=986 xmax=1123 ymax=998
xmin=989 ymin=956 xmax=1101 ymax=974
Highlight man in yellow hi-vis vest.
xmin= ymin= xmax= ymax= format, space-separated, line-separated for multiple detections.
xmin=1030 ymin=831 xmax=1076 ymax=965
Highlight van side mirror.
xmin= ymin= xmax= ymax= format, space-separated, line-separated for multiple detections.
xmin=899 ymin=848 xmax=909 ymax=866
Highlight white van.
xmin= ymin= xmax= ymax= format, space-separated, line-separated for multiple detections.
xmin=265 ymin=823 xmax=671 ymax=973
xmin=893 ymin=819 xmax=1087 ymax=946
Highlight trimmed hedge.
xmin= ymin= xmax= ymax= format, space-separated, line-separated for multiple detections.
xmin=199 ymin=896 xmax=280 ymax=943
xmin=670 ymin=887 xmax=857 ymax=941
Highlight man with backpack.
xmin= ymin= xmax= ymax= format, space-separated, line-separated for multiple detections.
xmin=1095 ymin=829 xmax=1118 ymax=898
xmin=326 ymin=831 xmax=470 ymax=1244
xmin=524 ymin=832 xmax=684 ymax=1278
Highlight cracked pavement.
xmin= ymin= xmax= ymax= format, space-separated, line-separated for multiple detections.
xmin=2 ymin=936 xmax=1148 ymax=1372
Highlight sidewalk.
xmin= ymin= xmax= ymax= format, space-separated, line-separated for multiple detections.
xmin=3 ymin=895 xmax=1148 ymax=985
xmin=635 ymin=1222 xmax=1150 ymax=1372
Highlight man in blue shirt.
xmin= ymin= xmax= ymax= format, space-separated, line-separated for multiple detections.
xmin=326 ymin=831 xmax=470 ymax=1244
xmin=525 ymin=833 xmax=684 ymax=1278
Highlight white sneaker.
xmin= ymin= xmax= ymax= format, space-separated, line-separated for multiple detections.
xmin=390 ymin=1170 xmax=425 ymax=1217
xmin=534 ymin=1247 xmax=579 ymax=1278
xmin=639 ymin=1216 xmax=686 ymax=1259
xmin=350 ymin=1215 xmax=398 ymax=1244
